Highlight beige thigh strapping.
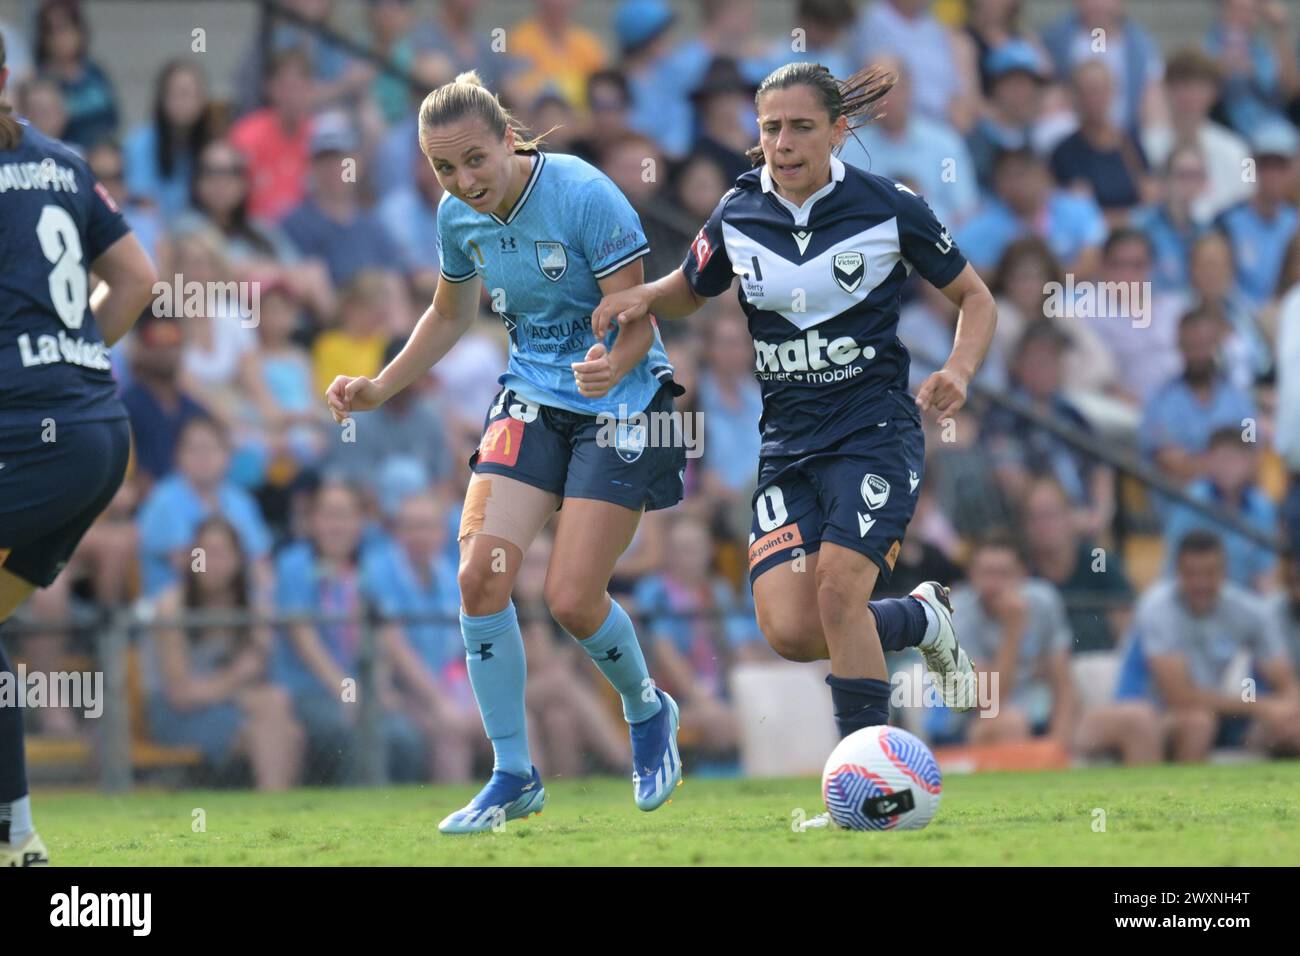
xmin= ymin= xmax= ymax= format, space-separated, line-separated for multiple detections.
xmin=457 ymin=473 xmax=561 ymax=550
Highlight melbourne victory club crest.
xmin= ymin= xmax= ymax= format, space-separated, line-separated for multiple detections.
xmin=535 ymin=241 xmax=568 ymax=281
xmin=833 ymin=251 xmax=865 ymax=293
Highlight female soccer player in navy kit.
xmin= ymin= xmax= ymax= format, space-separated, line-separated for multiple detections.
xmin=594 ymin=63 xmax=998 ymax=740
xmin=0 ymin=32 xmax=158 ymax=866
xmin=327 ymin=73 xmax=684 ymax=833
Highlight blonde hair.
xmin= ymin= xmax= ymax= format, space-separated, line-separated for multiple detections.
xmin=0 ymin=30 xmax=22 ymax=150
xmin=417 ymin=70 xmax=554 ymax=158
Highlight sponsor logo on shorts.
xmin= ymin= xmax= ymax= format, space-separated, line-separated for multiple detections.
xmin=748 ymin=523 xmax=803 ymax=569
xmin=479 ymin=418 xmax=524 ymax=467
xmin=885 ymin=539 xmax=901 ymax=570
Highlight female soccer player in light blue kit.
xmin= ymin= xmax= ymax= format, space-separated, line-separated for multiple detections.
xmin=327 ymin=72 xmax=684 ymax=833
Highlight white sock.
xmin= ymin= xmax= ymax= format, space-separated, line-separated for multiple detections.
xmin=916 ymin=597 xmax=941 ymax=648
xmin=0 ymin=795 xmax=33 ymax=844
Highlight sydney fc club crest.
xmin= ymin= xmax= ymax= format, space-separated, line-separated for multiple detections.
xmin=613 ymin=420 xmax=647 ymax=463
xmin=536 ymin=241 xmax=568 ymax=281
xmin=833 ymin=251 xmax=865 ymax=293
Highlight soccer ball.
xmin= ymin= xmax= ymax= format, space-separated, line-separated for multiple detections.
xmin=821 ymin=726 xmax=942 ymax=831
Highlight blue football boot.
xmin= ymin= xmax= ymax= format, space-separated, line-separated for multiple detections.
xmin=438 ymin=766 xmax=546 ymax=834
xmin=630 ymin=689 xmax=683 ymax=811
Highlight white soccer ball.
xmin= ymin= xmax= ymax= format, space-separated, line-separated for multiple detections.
xmin=821 ymin=725 xmax=942 ymax=831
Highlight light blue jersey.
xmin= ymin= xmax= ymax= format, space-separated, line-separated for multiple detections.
xmin=436 ymin=150 xmax=675 ymax=417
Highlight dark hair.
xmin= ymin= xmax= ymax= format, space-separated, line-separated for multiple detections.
xmin=992 ymin=146 xmax=1042 ymax=176
xmin=1176 ymin=529 xmax=1224 ymax=561
xmin=1206 ymin=425 xmax=1250 ymax=451
xmin=177 ymin=413 xmax=230 ymax=450
xmin=152 ymin=60 xmax=211 ymax=182
xmin=1178 ymin=303 xmax=1224 ymax=334
xmin=586 ymin=68 xmax=631 ymax=107
xmin=971 ymin=528 xmax=1026 ymax=566
xmin=0 ymin=29 xmax=21 ymax=149
xmin=1014 ymin=321 xmax=1070 ymax=361
xmin=1164 ymin=48 xmax=1222 ymax=87
xmin=990 ymin=236 xmax=1064 ymax=297
xmin=1102 ymin=226 xmax=1153 ymax=261
xmin=35 ymin=0 xmax=88 ymax=69
xmin=189 ymin=141 xmax=276 ymax=258
xmin=181 ymin=516 xmax=254 ymax=653
xmin=745 ymin=62 xmax=896 ymax=165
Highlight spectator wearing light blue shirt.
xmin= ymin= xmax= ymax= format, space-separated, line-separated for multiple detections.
xmin=852 ymin=0 xmax=969 ymax=130
xmin=1213 ymin=121 xmax=1299 ymax=308
xmin=1163 ymin=427 xmax=1278 ymax=592
xmin=365 ymin=494 xmax=481 ymax=783
xmin=697 ymin=305 xmax=763 ymax=504
xmin=753 ymin=0 xmax=857 ymax=85
xmin=1140 ymin=307 xmax=1257 ymax=488
xmin=122 ymin=60 xmax=211 ymax=220
xmin=1131 ymin=142 xmax=1213 ymax=293
xmin=136 ymin=416 xmax=273 ymax=599
xmin=376 ymin=146 xmax=444 ymax=291
xmin=965 ymin=40 xmax=1051 ymax=194
xmin=956 ymin=148 xmax=1106 ymax=275
xmin=838 ymin=57 xmax=979 ymax=228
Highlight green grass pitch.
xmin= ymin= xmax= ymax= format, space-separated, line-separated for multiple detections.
xmin=35 ymin=761 xmax=1300 ymax=866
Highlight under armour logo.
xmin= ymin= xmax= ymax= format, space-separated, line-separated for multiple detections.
xmin=477 ymin=643 xmax=494 ymax=661
xmin=604 ymin=647 xmax=623 ymax=663
xmin=500 ymin=236 xmax=517 ymax=252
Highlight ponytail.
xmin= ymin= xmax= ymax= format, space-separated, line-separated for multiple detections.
xmin=745 ymin=62 xmax=896 ymax=165
xmin=0 ymin=30 xmax=22 ymax=150
xmin=418 ymin=69 xmax=557 ymax=157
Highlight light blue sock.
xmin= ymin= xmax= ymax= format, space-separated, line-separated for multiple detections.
xmin=570 ymin=599 xmax=662 ymax=724
xmin=460 ymin=601 xmax=531 ymax=777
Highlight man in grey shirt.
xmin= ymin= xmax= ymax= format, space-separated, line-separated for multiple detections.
xmin=1266 ymin=554 xmax=1300 ymax=681
xmin=1128 ymin=530 xmax=1300 ymax=761
xmin=951 ymin=532 xmax=1161 ymax=764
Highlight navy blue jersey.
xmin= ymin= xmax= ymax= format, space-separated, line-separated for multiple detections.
xmin=0 ymin=122 xmax=130 ymax=430
xmin=682 ymin=155 xmax=966 ymax=457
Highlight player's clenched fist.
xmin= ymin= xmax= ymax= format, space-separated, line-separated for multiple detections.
xmin=325 ymin=375 xmax=387 ymax=424
xmin=571 ymin=343 xmax=621 ymax=399
xmin=915 ymin=367 xmax=969 ymax=419
xmin=591 ymin=285 xmax=651 ymax=339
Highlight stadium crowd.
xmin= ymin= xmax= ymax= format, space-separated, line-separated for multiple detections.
xmin=4 ymin=0 xmax=1300 ymax=787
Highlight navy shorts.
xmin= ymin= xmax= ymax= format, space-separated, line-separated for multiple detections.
xmin=470 ymin=384 xmax=686 ymax=512
xmin=748 ymin=392 xmax=924 ymax=584
xmin=0 ymin=418 xmax=132 ymax=587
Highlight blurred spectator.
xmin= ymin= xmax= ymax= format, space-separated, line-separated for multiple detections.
xmin=670 ymin=152 xmax=730 ymax=222
xmin=983 ymin=323 xmax=1114 ymax=536
xmin=946 ymin=532 xmax=1076 ymax=748
xmin=121 ymin=312 xmax=212 ymax=489
xmin=1165 ymin=231 xmax=1268 ymax=390
xmin=0 ymin=15 xmax=32 ymax=82
xmin=874 ymin=480 xmax=964 ymax=598
xmin=367 ymin=493 xmax=482 ymax=782
xmin=570 ymin=68 xmax=634 ymax=166
xmin=632 ymin=516 xmax=764 ymax=758
xmin=853 ymin=0 xmax=974 ymax=132
xmin=987 ymin=237 xmax=1116 ymax=396
xmin=34 ymin=0 xmax=117 ymax=148
xmin=1023 ymin=478 xmax=1133 ymax=652
xmin=253 ymin=282 xmax=329 ymax=482
xmin=900 ymin=275 xmax=1007 ymax=394
xmin=756 ymin=0 xmax=857 ymax=81
xmin=1276 ymin=235 xmax=1300 ymax=550
xmin=1267 ymin=554 xmax=1300 ymax=672
xmin=689 ymin=57 xmax=756 ymax=186
xmin=369 ymin=50 xmax=455 ymax=201
xmin=1050 ymin=59 xmax=1152 ymax=220
xmin=1213 ymin=120 xmax=1299 ymax=308
xmin=136 ymin=416 xmax=273 ymax=598
xmin=364 ymin=0 xmax=423 ymax=126
xmin=323 ymin=335 xmax=452 ymax=501
xmin=1141 ymin=48 xmax=1253 ymax=221
xmin=271 ymin=480 xmax=426 ymax=783
xmin=14 ymin=75 xmax=68 ymax=142
xmin=1078 ymin=227 xmax=1182 ymax=406
xmin=1040 ymin=0 xmax=1165 ymax=134
xmin=312 ymin=270 xmax=393 ymax=399
xmin=696 ymin=302 xmax=761 ymax=533
xmin=144 ymin=517 xmax=303 ymax=789
xmin=514 ymin=531 xmax=631 ymax=776
xmin=376 ymin=137 xmax=444 ymax=294
xmin=510 ymin=0 xmax=606 ymax=110
xmin=228 ymin=47 xmax=315 ymax=222
xmin=955 ymin=0 xmax=1047 ymax=97
xmin=838 ymin=57 xmax=979 ymax=227
xmin=1131 ymin=142 xmax=1212 ymax=293
xmin=600 ymin=132 xmax=681 ymax=280
xmin=965 ymin=39 xmax=1051 ymax=194
xmin=87 ymin=139 xmax=165 ymax=264
xmin=1203 ymin=0 xmax=1298 ymax=138
xmin=419 ymin=0 xmax=519 ymax=98
xmin=1139 ymin=306 xmax=1256 ymax=485
xmin=123 ymin=59 xmax=212 ymax=219
xmin=1118 ymin=530 xmax=1300 ymax=760
xmin=234 ymin=0 xmax=367 ymax=116
xmin=955 ymin=148 xmax=1106 ymax=275
xmin=1162 ymin=426 xmax=1277 ymax=592
xmin=282 ymin=112 xmax=408 ymax=288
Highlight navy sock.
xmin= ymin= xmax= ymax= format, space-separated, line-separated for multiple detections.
xmin=0 ymin=640 xmax=29 ymax=827
xmin=869 ymin=597 xmax=929 ymax=652
xmin=825 ymin=674 xmax=892 ymax=738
